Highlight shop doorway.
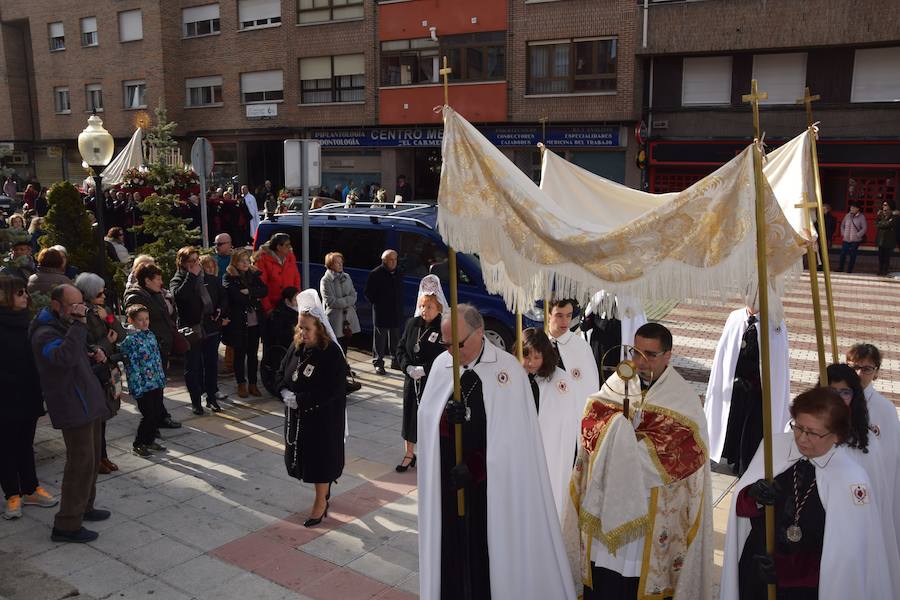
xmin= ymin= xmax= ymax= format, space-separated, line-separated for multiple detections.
xmin=414 ymin=148 xmax=441 ymax=202
xmin=244 ymin=140 xmax=284 ymax=191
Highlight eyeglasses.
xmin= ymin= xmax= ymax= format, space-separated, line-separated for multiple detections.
xmin=829 ymin=387 xmax=855 ymax=401
xmin=97 ymin=290 xmax=106 ymax=297
xmin=848 ymin=364 xmax=877 ymax=374
xmin=441 ymin=329 xmax=476 ymax=349
xmin=627 ymin=347 xmax=669 ymax=359
xmin=789 ymin=420 xmax=832 ymax=440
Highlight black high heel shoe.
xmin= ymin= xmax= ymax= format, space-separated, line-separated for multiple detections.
xmin=304 ymin=502 xmax=328 ymax=528
xmin=395 ymin=454 xmax=416 ymax=473
xmin=205 ymin=397 xmax=222 ymax=412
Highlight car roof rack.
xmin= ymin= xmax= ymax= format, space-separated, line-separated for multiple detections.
xmin=305 ymin=202 xmax=435 ymax=229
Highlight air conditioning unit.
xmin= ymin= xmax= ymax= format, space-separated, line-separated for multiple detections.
xmin=8 ymin=151 xmax=29 ymax=165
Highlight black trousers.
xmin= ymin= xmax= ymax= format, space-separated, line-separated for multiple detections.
xmin=234 ymin=326 xmax=261 ymax=385
xmin=584 ymin=564 xmax=640 ymax=600
xmin=0 ymin=417 xmax=39 ymax=499
xmin=185 ymin=334 xmax=220 ymax=407
xmin=134 ymin=388 xmax=165 ymax=446
xmin=878 ymin=245 xmax=893 ymax=274
xmin=372 ymin=325 xmax=400 ymax=367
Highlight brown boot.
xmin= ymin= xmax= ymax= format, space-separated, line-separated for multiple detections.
xmin=220 ymin=346 xmax=234 ymax=374
xmin=237 ymin=383 xmax=248 ymax=398
xmin=248 ymin=384 xmax=262 ymax=397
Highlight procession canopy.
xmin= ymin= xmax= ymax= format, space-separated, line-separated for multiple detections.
xmin=437 ymin=106 xmax=806 ymax=313
xmin=99 ymin=128 xmax=144 ymax=186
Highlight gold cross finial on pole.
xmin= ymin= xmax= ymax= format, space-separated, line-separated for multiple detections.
xmin=797 ymin=87 xmax=820 ymax=128
xmin=439 ymin=56 xmax=452 ymax=106
xmin=742 ymin=79 xmax=769 ymax=140
xmin=794 ymin=192 xmax=819 ymax=234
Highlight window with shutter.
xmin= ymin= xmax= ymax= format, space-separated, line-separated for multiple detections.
xmin=851 ymin=47 xmax=900 ymax=103
xmin=682 ymin=56 xmax=732 ymax=105
xmin=183 ymin=4 xmax=221 ymax=38
xmin=119 ymin=9 xmax=143 ymax=42
xmin=80 ymin=17 xmax=98 ymax=47
xmin=241 ymin=70 xmax=284 ymax=103
xmin=238 ymin=0 xmax=282 ymax=30
xmin=186 ymin=76 xmax=224 ymax=107
xmin=49 ymin=22 xmax=65 ymax=51
xmin=752 ymin=53 xmax=807 ymax=104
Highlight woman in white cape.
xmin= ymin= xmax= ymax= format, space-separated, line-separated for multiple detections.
xmin=720 ymin=386 xmax=892 ymax=600
xmin=521 ymin=327 xmax=581 ymax=522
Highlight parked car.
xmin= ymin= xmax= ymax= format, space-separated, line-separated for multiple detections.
xmin=255 ymin=201 xmax=543 ymax=350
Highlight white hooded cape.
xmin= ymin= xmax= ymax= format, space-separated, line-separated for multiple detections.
xmin=535 ymin=366 xmax=582 ymax=522
xmin=550 ymin=329 xmax=601 ymax=410
xmin=245 ymin=192 xmax=260 ymax=238
xmin=865 ymin=383 xmax=900 ymax=549
xmin=704 ymin=307 xmax=791 ymax=463
xmin=720 ymin=432 xmax=893 ymax=600
xmin=583 ymin=290 xmax=649 ymax=361
xmin=417 ymin=340 xmax=576 ymax=600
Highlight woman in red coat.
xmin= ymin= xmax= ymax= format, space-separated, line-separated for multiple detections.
xmin=256 ymin=233 xmax=301 ymax=315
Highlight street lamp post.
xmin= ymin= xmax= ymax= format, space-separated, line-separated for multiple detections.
xmin=78 ymin=112 xmax=114 ymax=278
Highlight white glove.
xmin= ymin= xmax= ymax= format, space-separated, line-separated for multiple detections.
xmin=280 ymin=389 xmax=298 ymax=409
xmin=406 ymin=365 xmax=426 ymax=381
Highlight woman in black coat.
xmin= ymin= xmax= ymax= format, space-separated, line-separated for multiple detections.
xmin=171 ymin=247 xmax=229 ymax=414
xmin=0 ymin=276 xmax=57 ymax=519
xmin=223 ymin=249 xmax=268 ymax=399
xmin=394 ymin=276 xmax=446 ymax=472
xmin=275 ymin=290 xmax=346 ymax=528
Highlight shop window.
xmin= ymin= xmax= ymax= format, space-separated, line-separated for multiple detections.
xmin=527 ymin=38 xmax=617 ymax=95
xmin=650 ymin=170 xmax=709 ymax=194
xmin=239 ymin=0 xmax=281 ymax=29
xmin=380 ymin=39 xmax=439 ymax=86
xmin=186 ymin=75 xmax=223 ymax=107
xmin=241 ymin=70 xmax=283 ymax=103
xmin=298 ymin=0 xmax=364 ymax=25
xmin=123 ymin=80 xmax=146 ymax=109
xmin=682 ymin=56 xmax=732 ymax=105
xmin=183 ymin=4 xmax=221 ymax=38
xmin=752 ymin=53 xmax=806 ymax=104
xmin=851 ymin=47 xmax=900 ymax=103
xmin=85 ymin=84 xmax=103 ymax=112
xmin=119 ymin=9 xmax=143 ymax=42
xmin=49 ymin=22 xmax=65 ymax=51
xmin=300 ymin=55 xmax=364 ymax=104
xmin=54 ymin=87 xmax=71 ymax=114
xmin=80 ymin=17 xmax=98 ymax=47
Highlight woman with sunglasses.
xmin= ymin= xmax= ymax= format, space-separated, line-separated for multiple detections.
xmin=720 ymin=386 xmax=893 ymax=599
xmin=75 ymin=273 xmax=128 ymax=474
xmin=0 ymin=276 xmax=58 ymax=519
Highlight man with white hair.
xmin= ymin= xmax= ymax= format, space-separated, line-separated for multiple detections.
xmin=417 ymin=304 xmax=576 ymax=600
xmin=364 ymin=249 xmax=403 ymax=375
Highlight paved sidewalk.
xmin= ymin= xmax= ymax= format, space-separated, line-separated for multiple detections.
xmin=1 ymin=270 xmax=896 ymax=599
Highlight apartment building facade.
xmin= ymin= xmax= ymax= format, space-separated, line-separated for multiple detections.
xmin=0 ymin=0 xmax=643 ymax=198
xmin=637 ymin=0 xmax=900 ymax=244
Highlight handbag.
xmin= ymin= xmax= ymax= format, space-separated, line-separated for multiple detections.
xmin=178 ymin=323 xmax=204 ymax=348
xmin=342 ymin=310 xmax=353 ymax=338
xmin=171 ymin=328 xmax=190 ymax=355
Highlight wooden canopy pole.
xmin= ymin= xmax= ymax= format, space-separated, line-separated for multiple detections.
xmin=742 ymin=79 xmax=777 ymax=600
xmin=439 ymin=57 xmax=466 ymax=518
xmin=539 ymin=116 xmax=551 ymax=333
xmin=798 ymin=87 xmax=840 ymax=363
xmin=794 ymin=190 xmax=829 ymax=385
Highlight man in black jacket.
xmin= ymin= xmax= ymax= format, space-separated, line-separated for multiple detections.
xmin=30 ymin=284 xmax=111 ymax=543
xmin=364 ymin=249 xmax=403 ymax=375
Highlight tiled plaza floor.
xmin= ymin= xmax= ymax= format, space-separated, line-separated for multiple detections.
xmin=2 ymin=268 xmax=897 ymax=599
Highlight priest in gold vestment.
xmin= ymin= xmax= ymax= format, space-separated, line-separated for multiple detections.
xmin=563 ymin=323 xmax=713 ymax=600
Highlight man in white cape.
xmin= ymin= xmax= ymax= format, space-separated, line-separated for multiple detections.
xmin=241 ymin=184 xmax=260 ymax=239
xmin=549 ymin=298 xmax=601 ymax=408
xmin=847 ymin=343 xmax=900 ymax=550
xmin=417 ymin=304 xmax=576 ymax=600
xmin=705 ymin=297 xmax=790 ymax=475
xmin=720 ymin=430 xmax=892 ymax=600
xmin=581 ymin=290 xmax=648 ymax=368
xmin=563 ymin=323 xmax=713 ymax=600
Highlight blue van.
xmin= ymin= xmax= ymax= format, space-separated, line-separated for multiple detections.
xmin=254 ymin=202 xmax=542 ymax=350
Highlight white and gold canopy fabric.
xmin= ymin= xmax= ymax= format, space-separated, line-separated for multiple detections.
xmin=436 ymin=106 xmax=806 ymax=312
